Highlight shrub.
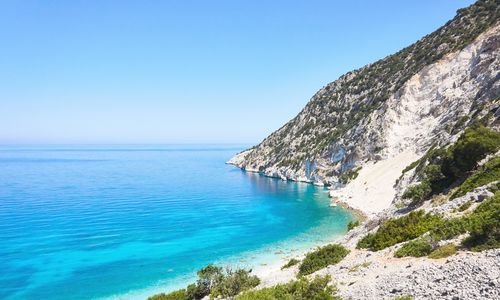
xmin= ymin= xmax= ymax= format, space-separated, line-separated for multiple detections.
xmin=429 ymin=217 xmax=469 ymax=241
xmin=211 ymin=268 xmax=260 ymax=299
xmin=298 ymin=244 xmax=350 ymax=276
xmin=430 ymin=192 xmax=499 ymax=251
xmin=457 ymin=201 xmax=472 ymax=212
xmin=395 ymin=296 xmax=413 ymax=300
xmin=428 ymin=243 xmax=457 ymax=259
xmin=394 ymin=239 xmax=433 ymax=258
xmin=235 ymin=275 xmax=339 ymax=300
xmin=402 ymin=126 xmax=500 ymax=202
xmin=401 ymin=159 xmax=420 ymax=174
xmin=185 ymin=264 xmax=224 ymax=299
xmin=424 ymin=164 xmax=445 ymax=182
xmin=357 ymin=210 xmax=442 ymax=251
xmin=150 ymin=264 xmax=260 ymax=300
xmin=281 ymin=258 xmax=300 ymax=270
xmin=451 ymin=157 xmax=500 ymax=199
xmin=148 ymin=289 xmax=188 ymax=300
xmin=447 ymin=126 xmax=500 ymax=177
xmin=361 ymin=190 xmax=498 ymax=255
xmin=347 ymin=220 xmax=360 ymax=231
xmin=461 ymin=192 xmax=500 ymax=251
xmin=402 ymin=182 xmax=432 ymax=203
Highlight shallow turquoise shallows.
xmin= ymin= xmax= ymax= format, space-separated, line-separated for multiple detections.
xmin=0 ymin=145 xmax=354 ymax=299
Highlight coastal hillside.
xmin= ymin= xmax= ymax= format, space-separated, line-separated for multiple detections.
xmin=229 ymin=0 xmax=499 ymax=195
xmin=149 ymin=1 xmax=500 ymax=300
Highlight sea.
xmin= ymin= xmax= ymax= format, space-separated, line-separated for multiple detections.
xmin=0 ymin=145 xmax=354 ymax=299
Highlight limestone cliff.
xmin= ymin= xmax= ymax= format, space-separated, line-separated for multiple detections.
xmin=229 ymin=0 xmax=500 ymax=193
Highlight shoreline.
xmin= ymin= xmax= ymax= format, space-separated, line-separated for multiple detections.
xmin=213 ymin=165 xmax=368 ymax=288
xmin=330 ymin=199 xmax=368 ymax=222
xmin=227 ymin=162 xmax=371 ymax=220
xmin=228 ymin=150 xmax=421 ymax=219
xmin=133 ymin=226 xmax=349 ymax=300
xmin=132 ymin=173 xmax=357 ymax=299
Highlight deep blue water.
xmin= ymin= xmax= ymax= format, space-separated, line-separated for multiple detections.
xmin=0 ymin=145 xmax=354 ymax=299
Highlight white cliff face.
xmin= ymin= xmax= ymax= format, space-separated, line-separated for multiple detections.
xmin=321 ymin=25 xmax=500 ymax=215
xmin=376 ymin=24 xmax=500 ymax=158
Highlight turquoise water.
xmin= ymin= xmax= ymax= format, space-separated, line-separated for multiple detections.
xmin=0 ymin=145 xmax=354 ymax=299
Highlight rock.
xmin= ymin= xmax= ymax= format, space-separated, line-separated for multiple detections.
xmin=337 ymin=249 xmax=500 ymax=300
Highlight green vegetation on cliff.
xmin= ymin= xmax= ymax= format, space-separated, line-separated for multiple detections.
xmin=281 ymin=258 xmax=300 ymax=270
xmin=428 ymin=244 xmax=457 ymax=259
xmin=451 ymin=157 xmax=500 ymax=198
xmin=148 ymin=264 xmax=259 ymax=300
xmin=394 ymin=238 xmax=433 ymax=258
xmin=359 ymin=191 xmax=499 ymax=253
xmin=357 ymin=210 xmax=441 ymax=251
xmin=402 ymin=126 xmax=500 ymax=204
xmin=235 ymin=275 xmax=339 ymax=300
xmin=298 ymin=244 xmax=350 ymax=276
xmin=148 ymin=289 xmax=187 ymax=300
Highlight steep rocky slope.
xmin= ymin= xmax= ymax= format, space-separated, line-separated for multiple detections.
xmin=229 ymin=0 xmax=500 ymax=192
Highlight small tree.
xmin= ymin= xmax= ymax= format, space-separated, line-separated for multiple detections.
xmin=186 ymin=264 xmax=223 ymax=299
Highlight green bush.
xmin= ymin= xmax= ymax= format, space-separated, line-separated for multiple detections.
xmin=402 ymin=182 xmax=432 ymax=203
xmin=347 ymin=220 xmax=360 ymax=231
xmin=210 ymin=268 xmax=260 ymax=299
xmin=430 ymin=192 xmax=499 ymax=251
xmin=438 ymin=126 xmax=500 ymax=191
xmin=424 ymin=164 xmax=446 ymax=182
xmin=298 ymin=244 xmax=349 ymax=276
xmin=185 ymin=264 xmax=224 ymax=299
xmin=360 ymin=190 xmax=499 ymax=255
xmin=281 ymin=258 xmax=300 ymax=270
xmin=394 ymin=239 xmax=433 ymax=258
xmin=148 ymin=289 xmax=188 ymax=300
xmin=357 ymin=210 xmax=442 ymax=251
xmin=429 ymin=217 xmax=469 ymax=241
xmin=148 ymin=264 xmax=260 ymax=300
xmin=461 ymin=192 xmax=500 ymax=251
xmin=235 ymin=275 xmax=339 ymax=300
xmin=428 ymin=243 xmax=457 ymax=259
xmin=451 ymin=157 xmax=500 ymax=199
xmin=401 ymin=159 xmax=420 ymax=174
xmin=402 ymin=127 xmax=500 ymax=202
xmin=457 ymin=201 xmax=472 ymax=212
xmin=447 ymin=126 xmax=500 ymax=177
xmin=394 ymin=296 xmax=413 ymax=300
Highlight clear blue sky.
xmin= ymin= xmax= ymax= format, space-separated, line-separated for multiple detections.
xmin=0 ymin=0 xmax=475 ymax=144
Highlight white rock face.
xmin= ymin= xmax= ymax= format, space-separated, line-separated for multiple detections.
xmin=374 ymin=24 xmax=500 ymax=158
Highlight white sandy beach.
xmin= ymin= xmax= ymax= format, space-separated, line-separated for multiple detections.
xmin=329 ymin=151 xmax=420 ymax=216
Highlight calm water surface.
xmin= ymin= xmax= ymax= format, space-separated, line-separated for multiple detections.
xmin=0 ymin=145 xmax=354 ymax=299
